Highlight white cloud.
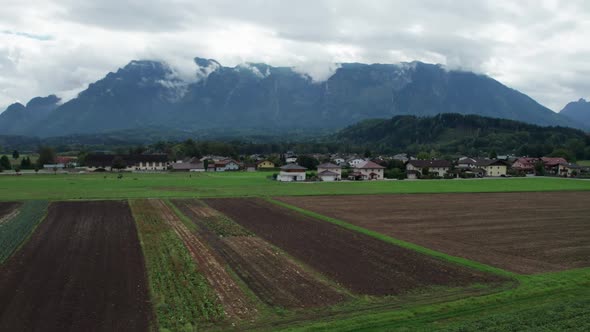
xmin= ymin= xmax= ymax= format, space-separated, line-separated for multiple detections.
xmin=1 ymin=0 xmax=590 ymax=112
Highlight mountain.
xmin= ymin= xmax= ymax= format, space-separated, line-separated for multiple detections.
xmin=335 ymin=113 xmax=590 ymax=156
xmin=0 ymin=95 xmax=60 ymax=134
xmin=0 ymin=58 xmax=581 ymax=137
xmin=560 ymin=98 xmax=590 ymax=129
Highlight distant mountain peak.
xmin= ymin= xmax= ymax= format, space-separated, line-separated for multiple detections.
xmin=559 ymin=98 xmax=590 ymax=129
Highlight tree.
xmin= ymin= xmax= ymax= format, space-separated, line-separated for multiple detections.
xmin=297 ymin=155 xmax=319 ymax=170
xmin=534 ymin=161 xmax=546 ymax=176
xmin=37 ymin=146 xmax=56 ymax=168
xmin=20 ymin=157 xmax=32 ymax=169
xmin=0 ymin=155 xmax=11 ymax=170
xmin=417 ymin=151 xmax=430 ymax=160
xmin=364 ymin=148 xmax=372 ymax=158
xmin=489 ymin=150 xmax=497 ymax=159
xmin=112 ymin=156 xmax=127 ymax=171
xmin=12 ymin=150 xmax=19 ymax=160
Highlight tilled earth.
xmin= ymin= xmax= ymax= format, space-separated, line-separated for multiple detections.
xmin=173 ymin=199 xmax=346 ymax=308
xmin=0 ymin=201 xmax=153 ymax=332
xmin=277 ymin=192 xmax=590 ymax=274
xmin=204 ymin=198 xmax=503 ymax=296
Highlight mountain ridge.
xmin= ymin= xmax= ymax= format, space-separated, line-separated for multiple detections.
xmin=0 ymin=57 xmax=581 ymax=137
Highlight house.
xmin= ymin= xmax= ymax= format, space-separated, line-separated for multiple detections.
xmin=43 ymin=163 xmax=65 ymax=170
xmin=333 ymin=158 xmax=346 ymax=166
xmin=56 ymin=156 xmax=78 ymax=167
xmin=200 ymin=155 xmax=226 ymax=162
xmin=406 ymin=160 xmax=452 ymax=178
xmin=214 ymin=159 xmax=240 ymax=172
xmin=285 ymin=155 xmax=298 ymax=163
xmin=541 ymin=157 xmax=567 ymax=175
xmin=256 ymin=160 xmax=275 ymax=169
xmin=277 ymin=164 xmax=307 ymax=182
xmin=558 ymin=163 xmax=586 ymax=177
xmin=244 ymin=163 xmax=257 ymax=172
xmin=171 ymin=158 xmax=205 ymax=172
xmin=512 ymin=157 xmax=538 ymax=174
xmin=317 ymin=163 xmax=342 ymax=181
xmin=85 ymin=154 xmax=169 ymax=172
xmin=348 ymin=158 xmax=366 ymax=167
xmin=457 ymin=158 xmax=507 ymax=177
xmin=353 ymin=160 xmax=385 ymax=180
xmin=392 ymin=153 xmax=410 ymax=163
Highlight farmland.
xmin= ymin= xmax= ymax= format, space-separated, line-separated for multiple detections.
xmin=277 ymin=192 xmax=590 ymax=274
xmin=0 ymin=172 xmax=589 ymax=201
xmin=0 ymin=201 xmax=153 ymax=331
xmin=204 ymin=198 xmax=505 ymax=296
xmin=0 ymin=173 xmax=589 ymax=330
xmin=171 ymin=199 xmax=347 ymax=309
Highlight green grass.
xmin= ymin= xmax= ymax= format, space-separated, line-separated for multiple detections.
xmin=130 ymin=199 xmax=224 ymax=331
xmin=0 ymin=172 xmax=589 ymax=200
xmin=278 ymin=268 xmax=590 ymax=331
xmin=0 ymin=201 xmax=48 ymax=263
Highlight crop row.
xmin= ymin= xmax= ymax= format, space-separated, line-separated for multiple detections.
xmin=129 ymin=200 xmax=224 ymax=331
xmin=0 ymin=201 xmax=48 ymax=263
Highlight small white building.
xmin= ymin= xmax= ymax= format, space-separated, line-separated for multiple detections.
xmin=277 ymin=163 xmax=307 ymax=182
xmin=348 ymin=158 xmax=366 ymax=167
xmin=406 ymin=160 xmax=452 ymax=177
xmin=214 ymin=159 xmax=240 ymax=172
xmin=317 ymin=163 xmax=342 ymax=181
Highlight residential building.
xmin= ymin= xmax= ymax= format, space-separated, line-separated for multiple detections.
xmin=348 ymin=158 xmax=366 ymax=167
xmin=512 ymin=157 xmax=538 ymax=174
xmin=457 ymin=158 xmax=507 ymax=177
xmin=256 ymin=160 xmax=276 ymax=169
xmin=317 ymin=163 xmax=342 ymax=181
xmin=171 ymin=158 xmax=205 ymax=172
xmin=85 ymin=154 xmax=169 ymax=172
xmin=541 ymin=157 xmax=567 ymax=175
xmin=214 ymin=159 xmax=240 ymax=172
xmin=353 ymin=160 xmax=385 ymax=180
xmin=406 ymin=160 xmax=452 ymax=178
xmin=277 ymin=164 xmax=307 ymax=182
xmin=558 ymin=163 xmax=586 ymax=177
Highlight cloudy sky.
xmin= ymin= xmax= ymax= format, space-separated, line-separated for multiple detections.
xmin=1 ymin=0 xmax=589 ymax=112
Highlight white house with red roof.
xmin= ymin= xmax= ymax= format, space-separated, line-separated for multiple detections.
xmin=317 ymin=163 xmax=342 ymax=181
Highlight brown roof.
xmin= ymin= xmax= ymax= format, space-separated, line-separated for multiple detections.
xmin=407 ymin=160 xmax=452 ymax=168
xmin=318 ymin=170 xmax=340 ymax=177
xmin=355 ymin=160 xmax=385 ymax=169
xmin=317 ymin=163 xmax=341 ymax=169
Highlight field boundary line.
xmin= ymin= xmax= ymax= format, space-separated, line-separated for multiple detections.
xmin=0 ymin=201 xmax=49 ymax=264
xmin=266 ymin=198 xmax=516 ymax=279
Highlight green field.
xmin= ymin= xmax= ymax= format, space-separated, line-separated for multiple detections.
xmin=0 ymin=172 xmax=589 ymax=200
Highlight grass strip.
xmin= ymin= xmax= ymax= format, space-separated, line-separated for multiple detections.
xmin=130 ymin=199 xmax=224 ymax=332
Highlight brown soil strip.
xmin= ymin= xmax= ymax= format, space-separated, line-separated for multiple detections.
xmin=172 ymin=199 xmax=346 ymax=309
xmin=148 ymin=199 xmax=255 ymax=320
xmin=0 ymin=201 xmax=153 ymax=332
xmin=0 ymin=202 xmax=21 ymax=224
xmin=276 ymin=192 xmax=590 ymax=274
xmin=204 ymin=198 xmax=503 ymax=296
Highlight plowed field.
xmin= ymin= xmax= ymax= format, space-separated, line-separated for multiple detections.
xmin=277 ymin=192 xmax=590 ymax=274
xmin=204 ymin=198 xmax=502 ymax=296
xmin=172 ymin=199 xmax=346 ymax=308
xmin=0 ymin=201 xmax=153 ymax=331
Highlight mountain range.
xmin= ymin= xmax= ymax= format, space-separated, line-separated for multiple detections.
xmin=0 ymin=57 xmax=584 ymax=137
xmin=560 ymin=98 xmax=590 ymax=127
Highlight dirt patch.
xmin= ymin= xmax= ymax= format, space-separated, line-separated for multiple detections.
xmin=0 ymin=201 xmax=153 ymax=332
xmin=173 ymin=199 xmax=346 ymax=308
xmin=0 ymin=202 xmax=20 ymax=224
xmin=277 ymin=192 xmax=590 ymax=274
xmin=204 ymin=198 xmax=502 ymax=296
xmin=148 ymin=199 xmax=255 ymax=319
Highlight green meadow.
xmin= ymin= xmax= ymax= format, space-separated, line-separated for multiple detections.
xmin=0 ymin=171 xmax=589 ymax=201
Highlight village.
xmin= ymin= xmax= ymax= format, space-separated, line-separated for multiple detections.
xmin=17 ymin=151 xmax=589 ymax=181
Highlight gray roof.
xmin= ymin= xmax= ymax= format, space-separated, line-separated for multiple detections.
xmin=172 ymin=162 xmax=205 ymax=170
xmin=280 ymin=163 xmax=307 ymax=170
xmin=407 ymin=160 xmax=452 ymax=168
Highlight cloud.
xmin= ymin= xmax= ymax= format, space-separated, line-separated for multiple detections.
xmin=1 ymin=0 xmax=590 ymax=112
